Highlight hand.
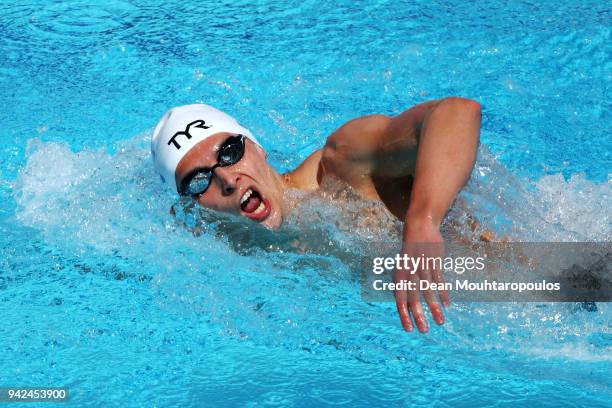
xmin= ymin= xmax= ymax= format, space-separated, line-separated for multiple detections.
xmin=395 ymin=218 xmax=450 ymax=333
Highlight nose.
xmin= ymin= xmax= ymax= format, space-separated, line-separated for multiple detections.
xmin=213 ymin=166 xmax=238 ymax=196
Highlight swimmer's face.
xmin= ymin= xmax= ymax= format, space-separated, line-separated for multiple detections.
xmin=175 ymin=133 xmax=285 ymax=229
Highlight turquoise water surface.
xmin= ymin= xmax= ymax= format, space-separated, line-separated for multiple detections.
xmin=1 ymin=0 xmax=610 ymax=406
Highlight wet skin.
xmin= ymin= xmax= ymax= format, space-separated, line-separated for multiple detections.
xmin=175 ymin=133 xmax=286 ymax=229
xmin=175 ymin=96 xmax=483 ymax=333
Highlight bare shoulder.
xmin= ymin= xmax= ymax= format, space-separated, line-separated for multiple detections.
xmin=284 ymin=115 xmax=391 ymax=192
xmin=284 ymin=149 xmax=323 ymax=190
xmin=322 ymin=114 xmax=392 ymax=166
xmin=319 ymin=114 xmax=391 ymax=183
xmin=285 ymin=98 xmax=471 ymax=199
xmin=316 ymin=114 xmax=392 ymax=196
xmin=322 ymin=99 xmax=446 ymax=179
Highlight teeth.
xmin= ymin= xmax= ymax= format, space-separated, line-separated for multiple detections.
xmin=253 ymin=201 xmax=266 ymax=214
xmin=240 ymin=188 xmax=253 ymax=204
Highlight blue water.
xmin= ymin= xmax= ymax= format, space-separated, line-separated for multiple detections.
xmin=1 ymin=0 xmax=611 ymax=406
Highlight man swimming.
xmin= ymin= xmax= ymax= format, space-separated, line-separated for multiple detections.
xmin=151 ymin=97 xmax=482 ymax=333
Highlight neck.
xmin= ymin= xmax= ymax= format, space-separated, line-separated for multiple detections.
xmin=281 ymin=172 xmax=295 ymax=189
xmin=282 ymin=149 xmax=323 ymax=191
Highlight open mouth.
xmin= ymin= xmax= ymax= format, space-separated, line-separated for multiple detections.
xmin=239 ymin=187 xmax=271 ymax=222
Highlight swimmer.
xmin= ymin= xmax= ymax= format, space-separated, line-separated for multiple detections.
xmin=151 ymin=98 xmax=482 ymax=333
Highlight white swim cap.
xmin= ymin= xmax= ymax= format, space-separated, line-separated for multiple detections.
xmin=151 ymin=104 xmax=260 ymax=192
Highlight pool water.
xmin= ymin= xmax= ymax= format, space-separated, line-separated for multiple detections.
xmin=1 ymin=0 xmax=610 ymax=406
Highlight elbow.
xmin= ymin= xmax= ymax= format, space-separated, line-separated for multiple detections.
xmin=443 ymin=96 xmax=482 ymax=113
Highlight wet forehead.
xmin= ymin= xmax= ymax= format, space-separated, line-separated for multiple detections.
xmin=175 ymin=132 xmax=233 ymax=185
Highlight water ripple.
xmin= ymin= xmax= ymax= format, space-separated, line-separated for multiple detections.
xmin=28 ymin=1 xmax=136 ymax=38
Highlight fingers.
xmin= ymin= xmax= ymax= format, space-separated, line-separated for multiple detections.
xmin=395 ymin=291 xmax=429 ymax=333
xmin=431 ymin=267 xmax=451 ymax=308
xmin=394 ymin=236 xmax=451 ymax=333
xmin=417 ymin=266 xmax=446 ymax=326
xmin=420 ymin=285 xmax=444 ymax=326
xmin=395 ymin=262 xmax=450 ymax=333
xmin=395 ymin=272 xmax=431 ymax=333
xmin=440 ymin=291 xmax=451 ymax=309
xmin=397 ymin=298 xmax=441 ymax=333
xmin=422 ymin=296 xmax=444 ymax=326
xmin=395 ymin=297 xmax=413 ymax=332
xmin=395 ymin=271 xmax=414 ymax=332
xmin=398 ymin=298 xmax=445 ymax=332
xmin=409 ymin=300 xmax=429 ymax=333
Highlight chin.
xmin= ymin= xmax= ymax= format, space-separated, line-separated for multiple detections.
xmin=261 ymin=210 xmax=283 ymax=229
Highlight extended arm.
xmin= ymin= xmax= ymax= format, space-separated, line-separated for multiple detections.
xmin=320 ymin=96 xmax=482 ymax=332
xmin=404 ymin=97 xmax=481 ymax=226
xmin=391 ymin=97 xmax=481 ymax=332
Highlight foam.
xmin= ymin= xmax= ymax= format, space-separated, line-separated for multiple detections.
xmin=450 ymin=147 xmax=611 ymax=242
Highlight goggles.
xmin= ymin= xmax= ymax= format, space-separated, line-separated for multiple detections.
xmin=179 ymin=134 xmax=246 ymax=197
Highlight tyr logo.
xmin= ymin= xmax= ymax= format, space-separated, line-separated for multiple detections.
xmin=167 ymin=120 xmax=211 ymax=149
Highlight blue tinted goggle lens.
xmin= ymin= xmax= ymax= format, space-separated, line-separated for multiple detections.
xmin=185 ymin=172 xmax=212 ymax=196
